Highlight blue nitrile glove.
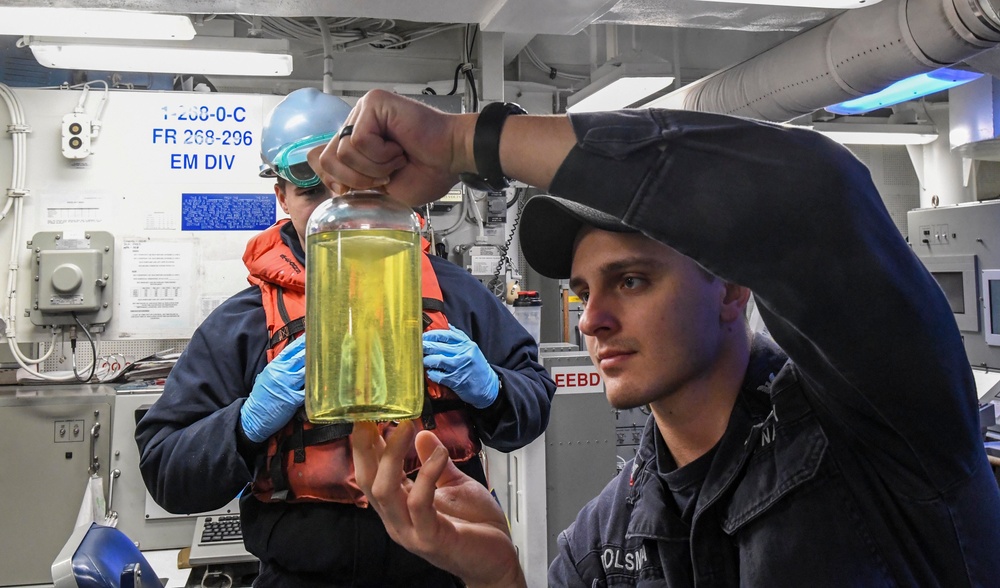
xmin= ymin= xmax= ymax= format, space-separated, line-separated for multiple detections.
xmin=240 ymin=335 xmax=306 ymax=443
xmin=422 ymin=324 xmax=500 ymax=409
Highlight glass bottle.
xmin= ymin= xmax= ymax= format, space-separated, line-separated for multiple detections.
xmin=304 ymin=189 xmax=423 ymax=422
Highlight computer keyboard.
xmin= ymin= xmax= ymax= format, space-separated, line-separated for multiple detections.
xmin=199 ymin=515 xmax=243 ymax=544
xmin=189 ymin=515 xmax=257 ymax=566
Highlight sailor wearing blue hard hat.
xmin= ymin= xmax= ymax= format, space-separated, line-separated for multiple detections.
xmin=134 ymin=86 xmax=557 ymax=587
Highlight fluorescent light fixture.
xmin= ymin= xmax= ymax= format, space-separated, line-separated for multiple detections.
xmin=810 ymin=122 xmax=938 ymax=145
xmin=23 ymin=36 xmax=293 ymax=77
xmin=692 ymin=0 xmax=881 ymax=7
xmin=567 ymin=61 xmax=674 ymax=113
xmin=826 ymin=68 xmax=983 ymax=115
xmin=0 ymin=8 xmax=195 ymax=40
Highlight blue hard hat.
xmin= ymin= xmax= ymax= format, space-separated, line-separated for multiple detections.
xmin=259 ymin=88 xmax=352 ymax=186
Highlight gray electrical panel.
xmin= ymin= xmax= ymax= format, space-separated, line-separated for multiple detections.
xmin=0 ymin=384 xmax=114 ymax=587
xmin=908 ymin=201 xmax=1000 ymax=371
xmin=27 ymin=230 xmax=114 ymax=328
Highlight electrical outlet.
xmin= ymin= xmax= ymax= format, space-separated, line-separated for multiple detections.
xmin=61 ymin=113 xmax=93 ymax=159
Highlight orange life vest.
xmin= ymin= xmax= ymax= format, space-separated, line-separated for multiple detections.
xmin=243 ymin=219 xmax=481 ymax=506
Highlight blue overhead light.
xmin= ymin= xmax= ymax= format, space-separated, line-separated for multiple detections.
xmin=825 ymin=68 xmax=984 ymax=115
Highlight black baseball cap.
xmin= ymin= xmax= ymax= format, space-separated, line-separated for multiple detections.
xmin=520 ymin=195 xmax=638 ymax=280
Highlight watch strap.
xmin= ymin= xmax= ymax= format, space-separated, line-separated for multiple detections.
xmin=460 ymin=101 xmax=526 ymax=192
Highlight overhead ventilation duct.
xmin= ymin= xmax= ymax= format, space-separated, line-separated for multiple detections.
xmin=951 ymin=74 xmax=1000 ymax=159
xmin=652 ymin=0 xmax=1000 ymax=122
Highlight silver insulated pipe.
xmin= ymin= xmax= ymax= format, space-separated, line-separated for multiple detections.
xmin=679 ymin=0 xmax=1000 ymax=121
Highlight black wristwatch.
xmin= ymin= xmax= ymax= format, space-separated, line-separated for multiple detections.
xmin=459 ymin=101 xmax=527 ymax=192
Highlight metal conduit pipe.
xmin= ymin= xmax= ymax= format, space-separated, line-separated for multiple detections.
xmin=315 ymin=17 xmax=335 ymax=95
xmin=676 ymin=0 xmax=1000 ymax=122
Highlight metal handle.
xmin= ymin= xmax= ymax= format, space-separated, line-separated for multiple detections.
xmin=89 ymin=421 xmax=101 ymax=474
xmin=107 ymin=468 xmax=121 ymax=520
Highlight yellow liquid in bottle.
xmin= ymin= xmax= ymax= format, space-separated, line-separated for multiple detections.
xmin=305 ymin=229 xmax=423 ymax=422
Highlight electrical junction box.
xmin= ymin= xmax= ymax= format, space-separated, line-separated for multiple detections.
xmin=61 ymin=112 xmax=93 ymax=159
xmin=27 ymin=230 xmax=114 ymax=327
xmin=37 ymin=249 xmax=103 ymax=312
xmin=462 ymin=244 xmax=503 ymax=284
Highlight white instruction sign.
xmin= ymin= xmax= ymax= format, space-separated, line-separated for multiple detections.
xmin=118 ymin=238 xmax=196 ymax=337
xmin=45 ymin=191 xmax=110 ymax=226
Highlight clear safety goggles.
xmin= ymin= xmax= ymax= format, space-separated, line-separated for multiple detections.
xmin=271 ymin=132 xmax=335 ymax=188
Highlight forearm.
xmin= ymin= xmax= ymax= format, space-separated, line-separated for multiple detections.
xmin=465 ymin=113 xmax=575 ymax=191
xmin=476 ymin=367 xmax=554 ymax=450
xmin=502 ymin=115 xmax=575 ymax=189
xmin=317 ymin=91 xmax=576 ymax=207
xmin=138 ymin=401 xmax=252 ymax=513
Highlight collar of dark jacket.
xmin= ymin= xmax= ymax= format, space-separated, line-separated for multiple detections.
xmin=624 ymin=332 xmax=789 ymax=539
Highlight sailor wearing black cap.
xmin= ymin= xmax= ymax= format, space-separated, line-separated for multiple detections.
xmin=316 ymin=90 xmax=1000 ymax=588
